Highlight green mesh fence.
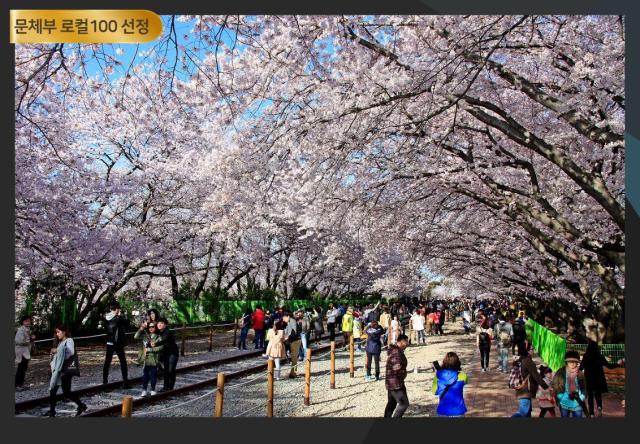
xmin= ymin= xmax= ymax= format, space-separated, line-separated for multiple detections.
xmin=525 ymin=319 xmax=566 ymax=372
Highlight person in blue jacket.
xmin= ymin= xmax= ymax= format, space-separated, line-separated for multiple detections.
xmin=432 ymin=352 xmax=468 ymax=416
xmin=364 ymin=319 xmax=384 ymax=381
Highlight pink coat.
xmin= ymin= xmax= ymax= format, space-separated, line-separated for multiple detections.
xmin=266 ymin=329 xmax=286 ymax=359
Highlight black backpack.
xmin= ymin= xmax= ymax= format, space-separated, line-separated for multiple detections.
xmin=479 ymin=331 xmax=490 ymax=346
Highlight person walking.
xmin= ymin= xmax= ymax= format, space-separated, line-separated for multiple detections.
xmin=15 ymin=315 xmax=35 ymax=390
xmin=537 ymin=366 xmax=556 ymax=417
xmin=283 ymin=311 xmax=302 ymax=378
xmin=45 ymin=325 xmax=87 ymax=417
xmin=384 ymin=334 xmax=410 ymax=417
xmin=410 ymin=310 xmax=426 ymax=345
xmin=265 ymin=321 xmax=286 ymax=380
xmin=238 ymin=308 xmax=252 ymax=350
xmin=102 ymin=301 xmax=130 ymax=387
xmin=476 ymin=317 xmax=493 ymax=372
xmin=511 ymin=344 xmax=549 ymax=417
xmin=553 ymin=350 xmax=588 ymax=417
xmin=389 ymin=315 xmax=400 ymax=345
xmin=262 ymin=309 xmax=274 ymax=355
xmin=580 ymin=339 xmax=621 ymax=417
xmin=299 ymin=309 xmax=312 ymax=361
xmin=494 ymin=316 xmax=513 ymax=372
xmin=512 ymin=318 xmax=526 ymax=356
xmin=364 ymin=319 xmax=384 ymax=381
xmin=352 ymin=314 xmax=364 ymax=352
xmin=312 ymin=306 xmax=324 ymax=344
xmin=432 ymin=352 xmax=468 ymax=417
xmin=252 ymin=305 xmax=266 ymax=350
xmin=341 ymin=306 xmax=354 ymax=350
xmin=155 ymin=317 xmax=179 ymax=391
xmin=134 ymin=321 xmax=163 ymax=396
xmin=326 ymin=304 xmax=339 ymax=342
xmin=462 ymin=308 xmax=472 ymax=334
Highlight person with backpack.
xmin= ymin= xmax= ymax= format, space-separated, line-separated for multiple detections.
xmin=553 ymin=350 xmax=588 ymax=417
xmin=510 ymin=343 xmax=549 ymax=417
xmin=45 ymin=325 xmax=87 ymax=416
xmin=134 ymin=321 xmax=163 ymax=396
xmin=102 ymin=301 xmax=130 ymax=387
xmin=432 ymin=352 xmax=468 ymax=416
xmin=512 ymin=318 xmax=526 ymax=356
xmin=494 ymin=316 xmax=513 ymax=372
xmin=476 ymin=317 xmax=493 ymax=372
xmin=312 ymin=306 xmax=324 ymax=344
xmin=384 ymin=334 xmax=410 ymax=417
xmin=336 ymin=304 xmax=346 ymax=333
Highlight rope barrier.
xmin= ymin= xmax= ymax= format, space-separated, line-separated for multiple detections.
xmin=132 ymin=386 xmax=219 ymax=416
xmin=32 ymin=322 xmax=236 ymax=344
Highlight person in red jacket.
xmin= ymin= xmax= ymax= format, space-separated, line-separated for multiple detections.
xmin=252 ymin=306 xmax=266 ymax=350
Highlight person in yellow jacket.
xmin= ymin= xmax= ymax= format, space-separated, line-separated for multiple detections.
xmin=341 ymin=307 xmax=354 ymax=350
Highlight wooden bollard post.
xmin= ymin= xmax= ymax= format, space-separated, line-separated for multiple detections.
xmin=214 ymin=372 xmax=224 ymax=417
xmin=304 ymin=349 xmax=312 ymax=406
xmin=122 ymin=395 xmax=133 ymax=417
xmin=267 ymin=359 xmax=274 ymax=417
xmin=181 ymin=324 xmax=186 ymax=357
xmin=349 ymin=335 xmax=355 ymax=378
xmin=232 ymin=318 xmax=238 ymax=347
xmin=208 ymin=324 xmax=214 ymax=352
xmin=330 ymin=341 xmax=336 ymax=389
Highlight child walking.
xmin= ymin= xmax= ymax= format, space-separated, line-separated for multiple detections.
xmin=134 ymin=321 xmax=164 ymax=396
xmin=537 ymin=366 xmax=556 ymax=417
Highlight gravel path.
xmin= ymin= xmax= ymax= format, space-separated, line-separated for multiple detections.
xmin=123 ymin=320 xmax=477 ymax=418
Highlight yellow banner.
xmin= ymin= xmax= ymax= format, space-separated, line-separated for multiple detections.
xmin=10 ymin=10 xmax=163 ymax=43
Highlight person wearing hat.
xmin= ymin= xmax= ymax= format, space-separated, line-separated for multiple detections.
xmin=102 ymin=300 xmax=130 ymax=387
xmin=15 ymin=314 xmax=36 ymax=390
xmin=552 ymin=350 xmax=588 ymax=417
xmin=341 ymin=306 xmax=354 ymax=350
xmin=155 ymin=317 xmax=179 ymax=391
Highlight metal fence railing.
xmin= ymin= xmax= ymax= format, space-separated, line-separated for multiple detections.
xmin=566 ymin=343 xmax=625 ymax=363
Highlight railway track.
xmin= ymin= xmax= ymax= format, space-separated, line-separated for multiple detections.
xmin=17 ymin=316 xmax=410 ymax=417
xmin=15 ymin=337 xmax=342 ymax=417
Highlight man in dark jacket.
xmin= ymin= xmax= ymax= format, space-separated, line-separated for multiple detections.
xmin=384 ymin=334 xmax=409 ymax=417
xmin=282 ymin=312 xmax=302 ymax=378
xmin=155 ymin=317 xmax=179 ymax=391
xmin=103 ymin=301 xmax=130 ymax=387
xmin=512 ymin=343 xmax=548 ymax=417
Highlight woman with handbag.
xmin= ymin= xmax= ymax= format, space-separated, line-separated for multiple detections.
xmin=45 ymin=325 xmax=87 ymax=417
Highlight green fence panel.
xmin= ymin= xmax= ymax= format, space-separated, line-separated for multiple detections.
xmin=526 ymin=319 xmax=566 ymax=372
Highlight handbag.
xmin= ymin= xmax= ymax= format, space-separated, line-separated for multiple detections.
xmin=61 ymin=352 xmax=80 ymax=377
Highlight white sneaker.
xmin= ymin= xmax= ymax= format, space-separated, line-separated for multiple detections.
xmin=150 ymin=390 xmax=157 ymax=396
xmin=141 ymin=390 xmax=148 ymax=397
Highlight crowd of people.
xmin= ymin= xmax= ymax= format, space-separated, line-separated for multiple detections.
xmin=15 ymin=296 xmax=624 ymax=418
